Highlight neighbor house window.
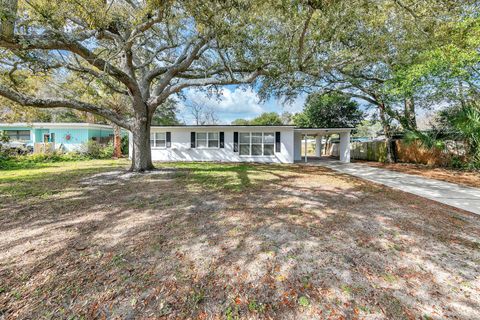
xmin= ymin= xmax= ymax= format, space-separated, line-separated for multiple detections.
xmin=196 ymin=132 xmax=219 ymax=148
xmin=150 ymin=132 xmax=166 ymax=148
xmin=5 ymin=130 xmax=30 ymax=141
xmin=239 ymin=132 xmax=275 ymax=156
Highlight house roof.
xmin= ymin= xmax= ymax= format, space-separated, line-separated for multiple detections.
xmin=151 ymin=124 xmax=296 ymax=128
xmin=151 ymin=125 xmax=353 ymax=133
xmin=0 ymin=122 xmax=113 ymax=130
xmin=293 ymin=127 xmax=353 ymax=134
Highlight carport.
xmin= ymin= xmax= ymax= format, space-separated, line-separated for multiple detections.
xmin=293 ymin=128 xmax=352 ymax=163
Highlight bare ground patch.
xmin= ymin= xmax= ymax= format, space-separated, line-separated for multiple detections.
xmin=0 ymin=161 xmax=479 ymax=319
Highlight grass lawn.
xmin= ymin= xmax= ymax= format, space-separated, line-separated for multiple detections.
xmin=1 ymin=160 xmax=479 ymax=319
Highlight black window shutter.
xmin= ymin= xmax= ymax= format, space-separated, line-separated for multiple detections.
xmin=166 ymin=132 xmax=171 ymax=148
xmin=275 ymin=132 xmax=281 ymax=152
xmin=191 ymin=132 xmax=196 ymax=148
xmin=233 ymin=132 xmax=239 ymax=152
xmin=219 ymin=132 xmax=225 ymax=148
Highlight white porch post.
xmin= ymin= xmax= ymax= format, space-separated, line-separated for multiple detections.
xmin=30 ymin=128 xmax=35 ymax=143
xmin=128 ymin=131 xmax=133 ymax=160
xmin=304 ymin=134 xmax=308 ymax=163
xmin=339 ymin=131 xmax=351 ymax=163
xmin=294 ymin=132 xmax=302 ymax=161
xmin=315 ymin=135 xmax=322 ymax=157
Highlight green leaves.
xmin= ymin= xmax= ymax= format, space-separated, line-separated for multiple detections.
xmin=293 ymin=92 xmax=364 ymax=128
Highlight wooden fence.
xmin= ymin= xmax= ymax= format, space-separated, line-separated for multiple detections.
xmin=331 ymin=140 xmax=465 ymax=166
xmin=349 ymin=141 xmax=388 ymax=162
xmin=34 ymin=142 xmax=55 ymax=154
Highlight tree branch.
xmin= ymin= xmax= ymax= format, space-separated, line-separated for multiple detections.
xmin=0 ymin=31 xmax=141 ymax=96
xmin=148 ymin=69 xmax=263 ymax=108
xmin=0 ymin=84 xmax=132 ymax=129
xmin=149 ymin=38 xmax=209 ymax=97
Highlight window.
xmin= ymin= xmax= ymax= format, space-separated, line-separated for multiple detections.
xmin=239 ymin=132 xmax=250 ymax=155
xmin=208 ymin=132 xmax=219 ymax=148
xmin=263 ymin=132 xmax=275 ymax=155
xmin=5 ymin=130 xmax=30 ymax=141
xmin=239 ymin=132 xmax=275 ymax=156
xmin=150 ymin=132 xmax=166 ymax=148
xmin=196 ymin=132 xmax=219 ymax=148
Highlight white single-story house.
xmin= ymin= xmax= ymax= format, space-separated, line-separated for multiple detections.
xmin=129 ymin=125 xmax=352 ymax=163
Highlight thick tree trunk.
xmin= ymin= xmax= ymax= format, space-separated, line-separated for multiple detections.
xmin=130 ymin=117 xmax=154 ymax=172
xmin=113 ymin=124 xmax=122 ymax=158
xmin=379 ymin=104 xmax=395 ymax=163
xmin=404 ymin=96 xmax=417 ymax=130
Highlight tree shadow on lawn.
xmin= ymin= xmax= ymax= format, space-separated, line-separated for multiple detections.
xmin=0 ymin=163 xmax=479 ymax=319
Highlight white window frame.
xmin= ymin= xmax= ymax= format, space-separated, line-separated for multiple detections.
xmin=196 ymin=132 xmax=219 ymax=149
xmin=238 ymin=132 xmax=275 ymax=157
xmin=5 ymin=129 xmax=31 ymax=141
xmin=150 ymin=132 xmax=167 ymax=149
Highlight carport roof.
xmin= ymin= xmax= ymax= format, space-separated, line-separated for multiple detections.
xmin=294 ymin=127 xmax=353 ymax=134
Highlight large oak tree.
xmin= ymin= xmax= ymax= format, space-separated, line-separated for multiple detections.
xmin=0 ymin=0 xmax=279 ymax=171
xmin=258 ymin=0 xmax=478 ymax=162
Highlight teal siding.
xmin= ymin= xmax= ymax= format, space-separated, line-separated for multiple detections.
xmin=0 ymin=125 xmax=113 ymax=145
xmin=34 ymin=129 xmax=49 ymax=142
xmin=88 ymin=128 xmax=114 ymax=141
xmin=49 ymin=128 xmax=89 ymax=144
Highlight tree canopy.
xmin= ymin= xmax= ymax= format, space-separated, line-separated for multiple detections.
xmin=0 ymin=0 xmax=286 ymax=170
xmin=256 ymin=0 xmax=479 ymax=162
xmin=152 ymin=99 xmax=182 ymax=126
xmin=1 ymin=0 xmax=478 ymax=167
xmin=293 ymin=93 xmax=363 ymax=128
xmin=231 ymin=112 xmax=283 ymax=125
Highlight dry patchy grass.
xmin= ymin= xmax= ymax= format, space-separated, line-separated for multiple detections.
xmin=0 ymin=160 xmax=479 ymax=319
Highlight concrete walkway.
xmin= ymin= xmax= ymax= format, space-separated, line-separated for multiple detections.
xmin=314 ymin=160 xmax=480 ymax=215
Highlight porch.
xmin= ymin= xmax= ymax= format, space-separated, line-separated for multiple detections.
xmin=293 ymin=128 xmax=352 ymax=163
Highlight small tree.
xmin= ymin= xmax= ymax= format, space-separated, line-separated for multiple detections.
xmin=250 ymin=112 xmax=283 ymax=125
xmin=184 ymin=102 xmax=218 ymax=125
xmin=354 ymin=120 xmax=383 ymax=139
xmin=437 ymin=103 xmax=480 ymax=167
xmin=152 ymin=99 xmax=182 ymax=126
xmin=231 ymin=118 xmax=250 ymax=125
xmin=231 ymin=112 xmax=284 ymax=125
xmin=293 ymin=93 xmax=364 ymax=128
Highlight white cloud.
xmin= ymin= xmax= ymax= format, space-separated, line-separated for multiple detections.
xmin=175 ymin=87 xmax=308 ymax=124
xmin=180 ymin=87 xmax=264 ymax=115
xmin=277 ymin=95 xmax=306 ymax=114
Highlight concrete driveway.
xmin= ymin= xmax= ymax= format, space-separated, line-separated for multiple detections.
xmin=312 ymin=160 xmax=480 ymax=215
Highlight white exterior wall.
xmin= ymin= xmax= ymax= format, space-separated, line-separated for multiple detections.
xmin=293 ymin=132 xmax=302 ymax=161
xmin=149 ymin=127 xmax=295 ymax=163
xmin=339 ymin=131 xmax=351 ymax=163
xmin=315 ymin=135 xmax=322 ymax=157
xmin=128 ymin=131 xmax=133 ymax=159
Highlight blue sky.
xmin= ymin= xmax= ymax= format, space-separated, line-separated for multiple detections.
xmin=177 ymin=86 xmax=307 ymax=124
xmin=176 ymin=85 xmax=437 ymax=128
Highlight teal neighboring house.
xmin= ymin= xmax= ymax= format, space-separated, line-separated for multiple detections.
xmin=0 ymin=122 xmax=114 ymax=151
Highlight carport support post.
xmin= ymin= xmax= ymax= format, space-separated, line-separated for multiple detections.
xmin=339 ymin=131 xmax=351 ymax=163
xmin=315 ymin=135 xmax=322 ymax=157
xmin=304 ymin=134 xmax=308 ymax=163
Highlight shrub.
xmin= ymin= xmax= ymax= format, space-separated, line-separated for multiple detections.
xmin=0 ymin=151 xmax=88 ymax=170
xmin=121 ymin=135 xmax=129 ymax=155
xmin=101 ymin=142 xmax=115 ymax=159
xmin=80 ymin=141 xmax=114 ymax=159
